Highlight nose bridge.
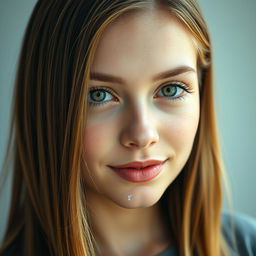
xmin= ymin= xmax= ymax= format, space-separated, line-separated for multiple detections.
xmin=119 ymin=99 xmax=159 ymax=149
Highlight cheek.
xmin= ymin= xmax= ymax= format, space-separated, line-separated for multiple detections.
xmin=163 ymin=109 xmax=199 ymax=153
xmin=83 ymin=120 xmax=117 ymax=164
xmin=84 ymin=124 xmax=106 ymax=160
xmin=82 ymin=123 xmax=111 ymax=186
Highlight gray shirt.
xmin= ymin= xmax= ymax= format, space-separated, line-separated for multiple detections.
xmin=158 ymin=212 xmax=256 ymax=256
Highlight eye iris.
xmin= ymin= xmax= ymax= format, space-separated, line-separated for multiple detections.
xmin=90 ymin=90 xmax=105 ymax=102
xmin=162 ymin=86 xmax=177 ymax=96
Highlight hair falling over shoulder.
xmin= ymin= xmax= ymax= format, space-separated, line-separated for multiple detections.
xmin=0 ymin=0 xmax=232 ymax=255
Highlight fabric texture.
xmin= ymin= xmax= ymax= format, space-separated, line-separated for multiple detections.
xmin=158 ymin=212 xmax=256 ymax=256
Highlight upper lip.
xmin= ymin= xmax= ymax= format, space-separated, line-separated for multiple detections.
xmin=109 ymin=159 xmax=166 ymax=169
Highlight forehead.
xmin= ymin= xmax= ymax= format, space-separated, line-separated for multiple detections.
xmin=91 ymin=8 xmax=197 ymax=82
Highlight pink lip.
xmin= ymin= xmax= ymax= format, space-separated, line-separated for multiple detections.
xmin=110 ymin=160 xmax=165 ymax=169
xmin=108 ymin=159 xmax=167 ymax=183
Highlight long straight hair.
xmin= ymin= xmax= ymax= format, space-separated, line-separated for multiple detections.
xmin=0 ymin=0 xmax=232 ymax=255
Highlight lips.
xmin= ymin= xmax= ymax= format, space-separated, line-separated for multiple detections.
xmin=110 ymin=160 xmax=165 ymax=169
xmin=108 ymin=159 xmax=167 ymax=182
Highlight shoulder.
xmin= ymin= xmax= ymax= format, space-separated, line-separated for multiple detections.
xmin=221 ymin=211 xmax=256 ymax=255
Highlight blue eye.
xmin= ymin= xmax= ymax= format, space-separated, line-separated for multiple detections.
xmin=156 ymin=82 xmax=192 ymax=100
xmin=88 ymin=88 xmax=114 ymax=106
xmin=88 ymin=82 xmax=193 ymax=107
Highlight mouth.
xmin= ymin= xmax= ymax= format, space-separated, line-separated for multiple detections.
xmin=108 ymin=159 xmax=167 ymax=183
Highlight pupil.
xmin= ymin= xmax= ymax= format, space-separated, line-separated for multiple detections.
xmin=92 ymin=90 xmax=105 ymax=101
xmin=164 ymin=86 xmax=176 ymax=96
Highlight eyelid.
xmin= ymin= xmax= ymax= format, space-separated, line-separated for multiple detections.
xmin=89 ymin=86 xmax=118 ymax=99
xmin=89 ymin=80 xmax=193 ymax=95
xmin=157 ymin=80 xmax=193 ymax=91
xmin=89 ymin=86 xmax=115 ymax=93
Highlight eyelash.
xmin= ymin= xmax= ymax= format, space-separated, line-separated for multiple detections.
xmin=88 ymin=81 xmax=194 ymax=107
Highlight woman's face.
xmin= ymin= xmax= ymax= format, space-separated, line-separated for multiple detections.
xmin=83 ymin=9 xmax=200 ymax=209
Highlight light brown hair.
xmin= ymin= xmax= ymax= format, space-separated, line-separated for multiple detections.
xmin=0 ymin=0 xmax=232 ymax=255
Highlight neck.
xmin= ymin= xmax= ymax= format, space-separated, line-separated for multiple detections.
xmin=86 ymin=190 xmax=172 ymax=256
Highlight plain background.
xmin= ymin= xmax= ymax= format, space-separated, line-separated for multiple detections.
xmin=0 ymin=0 xmax=255 ymax=243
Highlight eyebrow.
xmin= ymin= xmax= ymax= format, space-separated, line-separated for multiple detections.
xmin=90 ymin=65 xmax=196 ymax=84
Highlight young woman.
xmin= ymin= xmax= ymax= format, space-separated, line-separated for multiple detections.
xmin=0 ymin=0 xmax=256 ymax=256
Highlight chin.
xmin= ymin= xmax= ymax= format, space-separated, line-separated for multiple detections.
xmin=114 ymin=199 xmax=160 ymax=209
xmin=108 ymin=188 xmax=165 ymax=209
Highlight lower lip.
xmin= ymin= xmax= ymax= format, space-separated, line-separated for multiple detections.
xmin=109 ymin=163 xmax=165 ymax=183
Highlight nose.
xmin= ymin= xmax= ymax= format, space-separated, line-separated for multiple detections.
xmin=119 ymin=104 xmax=159 ymax=149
